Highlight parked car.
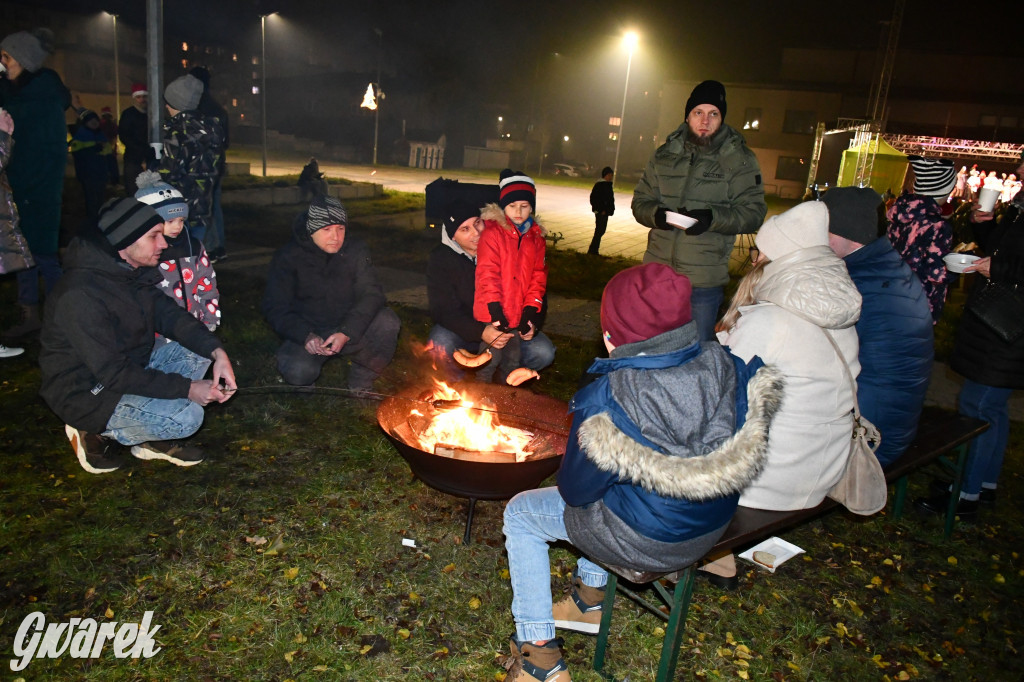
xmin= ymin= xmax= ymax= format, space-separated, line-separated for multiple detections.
xmin=553 ymin=163 xmax=580 ymax=177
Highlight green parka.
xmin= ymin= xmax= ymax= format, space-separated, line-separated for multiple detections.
xmin=632 ymin=123 xmax=766 ymax=288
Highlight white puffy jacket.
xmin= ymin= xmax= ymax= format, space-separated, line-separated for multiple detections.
xmin=720 ymin=245 xmax=862 ymax=511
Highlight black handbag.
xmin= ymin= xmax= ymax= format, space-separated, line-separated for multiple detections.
xmin=968 ymin=281 xmax=1024 ymax=344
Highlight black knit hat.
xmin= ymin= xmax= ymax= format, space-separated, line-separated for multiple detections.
xmin=306 ymin=195 xmax=348 ymax=235
xmin=821 ymin=187 xmax=883 ymax=245
xmin=498 ymin=169 xmax=536 ymax=210
xmin=600 ymin=166 xmax=613 ymax=177
xmin=98 ymin=198 xmax=163 ymax=251
xmin=442 ymin=199 xmax=480 ymax=239
xmin=685 ymin=80 xmax=727 ymax=121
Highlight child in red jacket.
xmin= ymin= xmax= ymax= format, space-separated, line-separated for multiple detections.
xmin=472 ymin=169 xmax=554 ymax=383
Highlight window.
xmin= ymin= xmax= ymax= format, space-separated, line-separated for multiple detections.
xmin=743 ymin=107 xmax=761 ymax=131
xmin=776 ymin=156 xmax=808 ymax=182
xmin=181 ymin=59 xmax=189 ymax=70
xmin=252 ymin=56 xmax=259 ymax=65
xmin=609 ymin=116 xmax=621 ymax=127
xmin=608 ymin=132 xmax=618 ymax=141
xmin=231 ymin=98 xmax=238 ymax=107
xmin=181 ymin=42 xmax=188 ymax=52
xmin=252 ymin=85 xmax=260 ymax=95
xmin=232 ymin=53 xmax=238 ymax=62
xmin=978 ymin=114 xmax=997 ymax=127
xmin=783 ymin=110 xmax=816 ymax=135
xmin=999 ymin=116 xmax=1018 ymax=129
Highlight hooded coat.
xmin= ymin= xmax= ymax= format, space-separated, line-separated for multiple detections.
xmin=632 ymin=123 xmax=766 ymax=288
xmin=0 ymin=68 xmax=71 ymax=255
xmin=472 ymin=203 xmax=547 ymax=329
xmin=263 ymin=212 xmax=387 ymax=346
xmin=427 ymin=223 xmax=487 ymax=343
xmin=0 ymin=129 xmax=33 ymax=274
xmin=38 ymin=236 xmax=222 ymax=433
xmin=559 ymin=322 xmax=784 ymax=572
xmin=720 ymin=246 xmax=862 ymax=511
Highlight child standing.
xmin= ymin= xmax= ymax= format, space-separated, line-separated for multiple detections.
xmin=472 ymin=169 xmax=554 ymax=383
xmin=135 ymin=170 xmax=220 ymax=334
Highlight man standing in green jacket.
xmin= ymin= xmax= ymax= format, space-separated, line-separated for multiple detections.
xmin=632 ymin=80 xmax=766 ymax=340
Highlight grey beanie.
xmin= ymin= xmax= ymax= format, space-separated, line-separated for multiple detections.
xmin=1 ymin=29 xmax=55 ymax=73
xmin=164 ymin=74 xmax=203 ymax=112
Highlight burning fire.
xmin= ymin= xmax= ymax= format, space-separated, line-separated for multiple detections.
xmin=410 ymin=379 xmax=535 ymax=462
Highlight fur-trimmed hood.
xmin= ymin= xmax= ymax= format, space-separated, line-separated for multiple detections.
xmin=576 ymin=364 xmax=784 ymax=501
xmin=480 ymin=202 xmax=547 ymax=237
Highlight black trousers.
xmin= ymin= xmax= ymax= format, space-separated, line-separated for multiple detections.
xmin=588 ymin=212 xmax=608 ymax=255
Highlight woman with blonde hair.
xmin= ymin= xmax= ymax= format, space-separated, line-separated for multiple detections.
xmin=718 ymin=201 xmax=862 ymax=510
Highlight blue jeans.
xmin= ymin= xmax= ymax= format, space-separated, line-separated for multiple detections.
xmin=690 ymin=286 xmax=724 ymax=343
xmin=103 ymin=341 xmax=210 ymax=446
xmin=16 ymin=254 xmax=62 ymax=306
xmin=503 ymin=487 xmax=607 ymax=643
xmin=958 ymin=379 xmax=1013 ymax=496
xmin=427 ymin=324 xmax=474 ymax=382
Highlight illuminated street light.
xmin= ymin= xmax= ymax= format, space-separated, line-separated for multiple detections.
xmin=563 ymin=135 xmax=570 ymax=142
xmin=612 ymin=31 xmax=638 ymax=180
xmin=260 ymin=12 xmax=278 ymax=177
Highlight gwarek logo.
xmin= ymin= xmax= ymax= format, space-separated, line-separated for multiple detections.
xmin=10 ymin=611 xmax=162 ymax=672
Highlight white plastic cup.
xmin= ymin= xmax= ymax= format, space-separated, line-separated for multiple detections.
xmin=150 ymin=142 xmax=163 ymax=160
xmin=978 ymin=186 xmax=999 ymax=212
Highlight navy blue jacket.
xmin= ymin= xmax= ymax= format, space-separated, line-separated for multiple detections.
xmin=845 ymin=237 xmax=934 ymax=467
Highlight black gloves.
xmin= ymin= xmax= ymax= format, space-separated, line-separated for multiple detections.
xmin=487 ymin=302 xmax=511 ymax=332
xmin=681 ymin=208 xmax=713 ymax=236
xmin=519 ymin=306 xmax=540 ymax=334
xmin=654 ymin=206 xmax=670 ymax=230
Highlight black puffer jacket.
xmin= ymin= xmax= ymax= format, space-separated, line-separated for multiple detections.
xmin=39 ymin=236 xmax=222 ymax=433
xmin=951 ymin=205 xmax=1024 ymax=388
xmin=263 ymin=213 xmax=387 ymax=345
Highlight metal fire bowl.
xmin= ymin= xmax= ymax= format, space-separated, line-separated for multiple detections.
xmin=377 ymin=383 xmax=571 ymax=501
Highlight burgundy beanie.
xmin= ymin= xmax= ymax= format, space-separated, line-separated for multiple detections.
xmin=601 ymin=263 xmax=693 ymax=346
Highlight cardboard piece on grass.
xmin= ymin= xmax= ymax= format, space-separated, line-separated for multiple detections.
xmin=738 ymin=536 xmax=805 ymax=573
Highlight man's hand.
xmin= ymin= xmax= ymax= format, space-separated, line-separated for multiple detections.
xmin=482 ymin=324 xmax=513 ymax=350
xmin=207 ymin=348 xmax=237 ymax=403
xmin=964 ymin=256 xmax=991 ymax=278
xmin=305 ymin=332 xmax=327 ymax=355
xmin=680 ymin=208 xmax=713 ymax=236
xmin=970 ymin=203 xmax=994 ymax=223
xmin=322 ymin=332 xmax=350 ymax=355
xmin=189 ymin=379 xmax=233 ymax=406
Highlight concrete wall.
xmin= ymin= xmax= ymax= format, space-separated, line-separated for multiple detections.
xmin=221 ymin=182 xmax=383 ymax=207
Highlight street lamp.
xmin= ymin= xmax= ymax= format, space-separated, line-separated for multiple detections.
xmin=105 ymin=12 xmax=119 ymax=119
xmin=372 ymin=28 xmax=382 ymax=166
xmin=260 ymin=12 xmax=277 ymax=177
xmin=612 ymin=31 xmax=638 ymax=180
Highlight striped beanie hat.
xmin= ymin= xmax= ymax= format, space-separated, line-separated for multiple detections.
xmin=134 ymin=170 xmax=189 ymax=221
xmin=306 ymin=195 xmax=348 ymax=235
xmin=498 ymin=169 xmax=536 ymax=210
xmin=908 ymin=155 xmax=956 ymax=201
xmin=98 ymin=198 xmax=163 ymax=250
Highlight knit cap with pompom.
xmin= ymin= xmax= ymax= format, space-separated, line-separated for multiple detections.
xmin=134 ymin=170 xmax=189 ymax=222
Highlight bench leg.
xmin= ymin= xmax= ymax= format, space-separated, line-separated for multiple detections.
xmin=891 ymin=475 xmax=909 ymax=519
xmin=656 ymin=566 xmax=696 ymax=682
xmin=945 ymin=442 xmax=971 ymax=539
xmin=593 ymin=572 xmax=618 ymax=676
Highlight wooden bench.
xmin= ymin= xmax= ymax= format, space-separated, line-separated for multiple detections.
xmin=591 ymin=406 xmax=989 ymax=682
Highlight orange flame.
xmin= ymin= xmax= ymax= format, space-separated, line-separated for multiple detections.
xmin=414 ymin=381 xmax=534 ymax=461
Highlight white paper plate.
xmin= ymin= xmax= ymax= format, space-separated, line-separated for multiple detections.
xmin=665 ymin=211 xmax=697 ymax=229
xmin=738 ymin=536 xmax=806 ymax=573
xmin=943 ymin=253 xmax=979 ymax=274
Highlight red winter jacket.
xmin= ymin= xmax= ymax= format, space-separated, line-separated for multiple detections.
xmin=473 ymin=203 xmax=547 ymax=328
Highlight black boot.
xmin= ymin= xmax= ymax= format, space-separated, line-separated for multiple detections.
xmin=914 ymin=492 xmax=978 ymax=521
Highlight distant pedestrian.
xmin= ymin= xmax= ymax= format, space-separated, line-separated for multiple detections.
xmin=587 ymin=166 xmax=614 ymax=255
xmin=0 ymin=27 xmax=72 ymax=342
xmin=98 ymin=106 xmax=119 ymax=185
xmin=69 ymin=107 xmax=113 ymax=227
xmin=119 ymin=82 xmax=152 ymax=196
xmin=298 ymin=157 xmax=328 ymax=200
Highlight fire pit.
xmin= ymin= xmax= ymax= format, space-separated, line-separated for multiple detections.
xmin=378 ymin=381 xmax=571 ymax=542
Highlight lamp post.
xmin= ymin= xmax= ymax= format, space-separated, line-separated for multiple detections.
xmin=260 ymin=13 xmax=277 ymax=177
xmin=372 ymin=28 xmax=382 ymax=166
xmin=106 ymin=12 xmax=120 ymax=119
xmin=612 ymin=31 xmax=638 ymax=180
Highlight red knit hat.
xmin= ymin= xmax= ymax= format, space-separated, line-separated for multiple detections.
xmin=601 ymin=263 xmax=693 ymax=346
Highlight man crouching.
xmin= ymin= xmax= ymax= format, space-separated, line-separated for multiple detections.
xmin=39 ymin=197 xmax=237 ymax=474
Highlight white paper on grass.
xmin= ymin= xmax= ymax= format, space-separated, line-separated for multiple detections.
xmin=665 ymin=211 xmax=697 ymax=229
xmin=737 ymin=536 xmax=805 ymax=573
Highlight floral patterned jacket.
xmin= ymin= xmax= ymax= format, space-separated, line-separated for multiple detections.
xmin=886 ymin=192 xmax=951 ymax=323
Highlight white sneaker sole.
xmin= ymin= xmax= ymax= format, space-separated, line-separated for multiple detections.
xmin=130 ymin=444 xmax=203 ymax=466
xmin=553 ymin=619 xmax=601 ymax=634
xmin=66 ymin=425 xmax=119 ymax=474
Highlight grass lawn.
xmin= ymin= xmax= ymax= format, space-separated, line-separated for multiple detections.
xmin=1 ymin=191 xmax=1022 ymax=680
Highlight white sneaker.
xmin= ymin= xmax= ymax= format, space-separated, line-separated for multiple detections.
xmin=0 ymin=344 xmax=24 ymax=358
